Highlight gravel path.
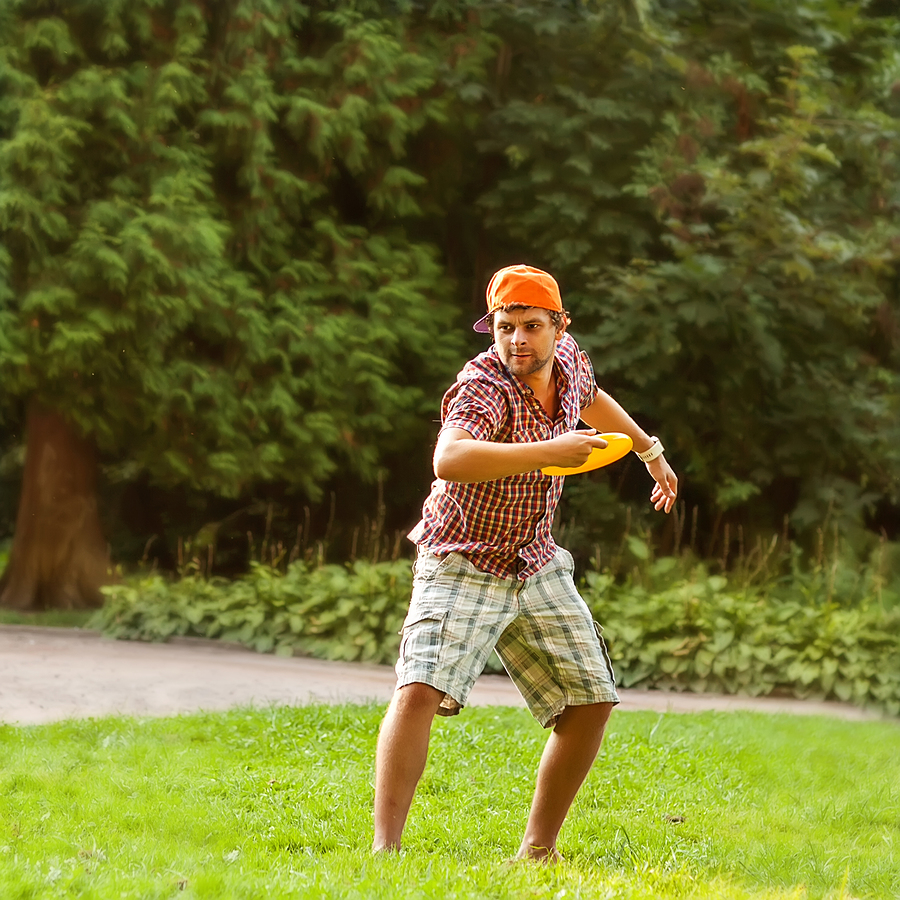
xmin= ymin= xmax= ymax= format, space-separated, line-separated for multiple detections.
xmin=0 ymin=625 xmax=884 ymax=726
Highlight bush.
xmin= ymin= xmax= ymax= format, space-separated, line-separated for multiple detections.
xmin=93 ymin=554 xmax=900 ymax=715
xmin=94 ymin=559 xmax=411 ymax=664
xmin=582 ymin=561 xmax=900 ymax=716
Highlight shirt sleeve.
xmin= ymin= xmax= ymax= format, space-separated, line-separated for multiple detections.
xmin=440 ymin=377 xmax=508 ymax=442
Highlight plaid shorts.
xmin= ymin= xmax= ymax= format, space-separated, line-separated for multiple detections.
xmin=395 ymin=548 xmax=619 ymax=728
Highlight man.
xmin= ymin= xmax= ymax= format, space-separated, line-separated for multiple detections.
xmin=373 ymin=264 xmax=677 ymax=860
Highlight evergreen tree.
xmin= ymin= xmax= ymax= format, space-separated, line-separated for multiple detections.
xmin=0 ymin=0 xmax=486 ymax=608
xmin=2 ymin=0 xmax=898 ymax=600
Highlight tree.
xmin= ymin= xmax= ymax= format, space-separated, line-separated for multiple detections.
xmin=465 ymin=0 xmax=900 ymax=556
xmin=3 ymin=0 xmax=898 ymax=598
xmin=476 ymin=0 xmax=677 ymax=283
xmin=577 ymin=21 xmax=900 ymax=548
xmin=0 ymin=0 xmax=486 ymax=608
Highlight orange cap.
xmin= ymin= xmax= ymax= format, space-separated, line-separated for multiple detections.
xmin=473 ymin=264 xmax=563 ymax=333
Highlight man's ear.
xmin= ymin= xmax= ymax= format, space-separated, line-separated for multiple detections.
xmin=555 ymin=317 xmax=569 ymax=341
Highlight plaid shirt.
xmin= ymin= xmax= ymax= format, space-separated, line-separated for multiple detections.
xmin=408 ymin=333 xmax=599 ymax=580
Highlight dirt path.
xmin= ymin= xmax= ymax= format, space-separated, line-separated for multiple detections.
xmin=0 ymin=625 xmax=883 ymax=726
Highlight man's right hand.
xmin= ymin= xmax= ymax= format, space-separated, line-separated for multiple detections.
xmin=546 ymin=429 xmax=609 ymax=468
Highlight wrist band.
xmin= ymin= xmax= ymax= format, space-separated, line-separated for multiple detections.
xmin=635 ymin=436 xmax=664 ymax=463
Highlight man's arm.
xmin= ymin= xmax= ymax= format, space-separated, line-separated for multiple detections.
xmin=578 ymin=390 xmax=656 ymax=452
xmin=579 ymin=391 xmax=678 ymax=513
xmin=433 ymin=427 xmax=609 ymax=484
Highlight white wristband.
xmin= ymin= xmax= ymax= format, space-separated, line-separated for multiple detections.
xmin=635 ymin=436 xmax=664 ymax=463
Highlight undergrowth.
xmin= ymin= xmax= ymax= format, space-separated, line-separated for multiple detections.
xmin=93 ymin=536 xmax=900 ymax=715
xmin=95 ymin=559 xmax=410 ymax=662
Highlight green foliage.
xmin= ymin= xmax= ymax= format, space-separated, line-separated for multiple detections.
xmin=93 ymin=548 xmax=900 ymax=714
xmin=0 ymin=0 xmax=482 ymax=498
xmin=2 ymin=0 xmax=899 ymax=564
xmin=477 ymin=0 xmax=671 ymax=278
xmin=1 ymin=707 xmax=899 ymax=897
xmin=574 ymin=8 xmax=900 ymax=535
xmin=583 ymin=562 xmax=900 ymax=715
xmin=94 ymin=558 xmax=411 ymax=663
xmin=467 ymin=0 xmax=900 ymax=545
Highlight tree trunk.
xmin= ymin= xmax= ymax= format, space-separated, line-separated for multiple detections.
xmin=0 ymin=403 xmax=111 ymax=610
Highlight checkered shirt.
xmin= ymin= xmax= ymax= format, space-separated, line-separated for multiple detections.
xmin=408 ymin=333 xmax=599 ymax=580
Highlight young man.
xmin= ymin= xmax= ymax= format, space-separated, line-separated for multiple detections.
xmin=373 ymin=264 xmax=677 ymax=860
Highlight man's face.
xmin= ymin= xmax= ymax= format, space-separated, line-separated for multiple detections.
xmin=493 ymin=307 xmax=565 ymax=383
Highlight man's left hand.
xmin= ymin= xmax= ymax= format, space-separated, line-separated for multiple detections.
xmin=647 ymin=457 xmax=678 ymax=513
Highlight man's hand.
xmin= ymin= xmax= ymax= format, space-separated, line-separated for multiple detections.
xmin=434 ymin=427 xmax=612 ymax=483
xmin=647 ymin=456 xmax=678 ymax=513
xmin=546 ymin=429 xmax=609 ymax=468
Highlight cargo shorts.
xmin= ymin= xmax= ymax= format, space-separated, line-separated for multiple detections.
xmin=395 ymin=547 xmax=619 ymax=728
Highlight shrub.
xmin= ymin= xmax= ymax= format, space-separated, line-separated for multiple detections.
xmin=582 ymin=562 xmax=900 ymax=716
xmin=94 ymin=554 xmax=900 ymax=715
xmin=95 ymin=559 xmax=411 ymax=664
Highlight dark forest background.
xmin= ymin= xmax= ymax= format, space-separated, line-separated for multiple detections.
xmin=1 ymin=0 xmax=898 ymax=608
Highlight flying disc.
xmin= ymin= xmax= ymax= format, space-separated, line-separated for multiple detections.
xmin=541 ymin=433 xmax=633 ymax=476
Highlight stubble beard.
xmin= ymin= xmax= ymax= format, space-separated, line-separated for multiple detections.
xmin=501 ymin=346 xmax=553 ymax=378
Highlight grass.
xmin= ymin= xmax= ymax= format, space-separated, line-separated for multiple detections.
xmin=0 ymin=610 xmax=95 ymax=628
xmin=0 ymin=705 xmax=897 ymax=899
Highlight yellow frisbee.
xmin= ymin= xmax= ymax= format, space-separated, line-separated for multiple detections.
xmin=541 ymin=433 xmax=633 ymax=476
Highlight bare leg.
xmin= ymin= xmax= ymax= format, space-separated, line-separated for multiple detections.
xmin=372 ymin=682 xmax=445 ymax=852
xmin=516 ymin=701 xmax=614 ymax=861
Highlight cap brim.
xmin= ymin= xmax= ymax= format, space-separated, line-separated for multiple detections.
xmin=472 ymin=313 xmax=491 ymax=333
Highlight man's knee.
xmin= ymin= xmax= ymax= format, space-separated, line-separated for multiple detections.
xmin=391 ymin=682 xmax=446 ymax=716
xmin=556 ymin=701 xmax=614 ymax=734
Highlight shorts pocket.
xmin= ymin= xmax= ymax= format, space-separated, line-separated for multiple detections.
xmin=556 ymin=546 xmax=576 ymax=575
xmin=398 ymin=610 xmax=448 ymax=665
xmin=412 ymin=551 xmax=456 ymax=584
xmin=593 ymin=620 xmax=617 ymax=687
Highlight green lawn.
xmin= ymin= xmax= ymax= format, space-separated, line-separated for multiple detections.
xmin=1 ymin=705 xmax=897 ymax=899
xmin=0 ymin=610 xmax=95 ymax=628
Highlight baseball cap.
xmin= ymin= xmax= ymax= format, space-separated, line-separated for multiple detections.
xmin=473 ymin=264 xmax=563 ymax=333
